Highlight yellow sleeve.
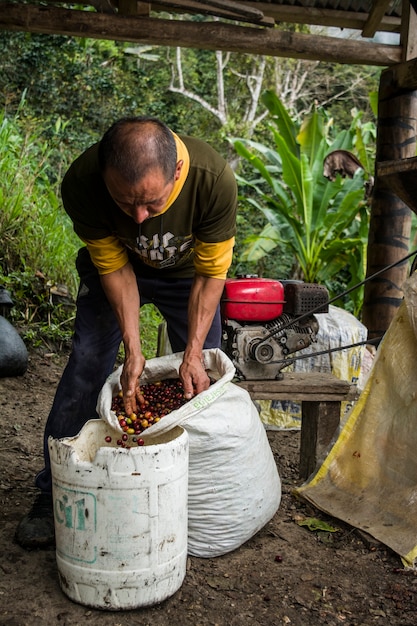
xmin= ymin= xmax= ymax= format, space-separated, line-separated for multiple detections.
xmin=81 ymin=236 xmax=129 ymax=275
xmin=194 ymin=237 xmax=235 ymax=280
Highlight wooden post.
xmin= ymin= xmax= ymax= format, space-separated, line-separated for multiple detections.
xmin=299 ymin=401 xmax=341 ymax=480
xmin=118 ymin=0 xmax=138 ymax=15
xmin=361 ymin=69 xmax=417 ymax=340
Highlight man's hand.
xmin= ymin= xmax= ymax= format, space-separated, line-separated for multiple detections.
xmin=179 ymin=353 xmax=210 ymax=399
xmin=120 ymin=353 xmax=146 ymax=416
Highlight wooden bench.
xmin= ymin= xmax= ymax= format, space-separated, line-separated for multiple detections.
xmin=236 ymin=372 xmax=358 ymax=480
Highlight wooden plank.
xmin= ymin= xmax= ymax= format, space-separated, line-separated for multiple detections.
xmin=238 ymin=389 xmax=354 ymax=402
xmin=236 ymin=372 xmax=354 ymax=402
xmin=378 ymin=156 xmax=417 ymax=176
xmin=377 ymin=157 xmax=417 ymax=216
xmin=238 ymin=371 xmax=352 ymax=393
xmin=0 ymin=4 xmax=402 ymax=66
xmin=361 ymin=0 xmax=392 ymax=38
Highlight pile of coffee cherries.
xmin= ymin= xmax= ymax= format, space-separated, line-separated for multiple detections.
xmin=104 ymin=378 xmax=190 ymax=448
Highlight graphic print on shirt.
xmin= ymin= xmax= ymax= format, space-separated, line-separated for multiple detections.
xmin=122 ymin=231 xmax=194 ymax=269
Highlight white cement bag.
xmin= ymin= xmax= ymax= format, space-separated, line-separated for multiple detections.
xmin=97 ymin=348 xmax=281 ymax=558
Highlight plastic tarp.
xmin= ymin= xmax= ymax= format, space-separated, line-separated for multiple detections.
xmin=0 ymin=315 xmax=28 ymax=377
xmin=296 ymin=272 xmax=417 ymax=568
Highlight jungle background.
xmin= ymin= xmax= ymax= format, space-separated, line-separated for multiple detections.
xmin=3 ymin=15 xmax=417 ymax=626
xmin=0 ymin=18 xmax=387 ymax=357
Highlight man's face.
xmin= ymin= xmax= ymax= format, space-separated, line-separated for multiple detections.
xmin=103 ymin=162 xmax=182 ymax=224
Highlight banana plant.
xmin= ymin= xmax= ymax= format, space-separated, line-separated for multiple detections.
xmin=232 ymin=90 xmax=373 ymax=315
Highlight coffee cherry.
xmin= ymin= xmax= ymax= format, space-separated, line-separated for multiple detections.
xmin=108 ymin=378 xmax=194 ymax=447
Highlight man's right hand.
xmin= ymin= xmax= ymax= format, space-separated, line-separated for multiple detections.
xmin=120 ymin=353 xmax=146 ymax=417
xmin=99 ymin=263 xmax=144 ymax=417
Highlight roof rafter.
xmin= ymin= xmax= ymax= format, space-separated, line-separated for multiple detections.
xmin=6 ymin=1 xmax=403 ymax=33
xmin=145 ymin=0 xmax=275 ymax=25
xmin=0 ymin=2 xmax=402 ymax=66
xmin=362 ymin=0 xmax=393 ymax=38
xmin=243 ymin=2 xmax=401 ymax=33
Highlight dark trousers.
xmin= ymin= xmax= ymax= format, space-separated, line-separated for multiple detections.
xmin=35 ymin=247 xmax=221 ymax=492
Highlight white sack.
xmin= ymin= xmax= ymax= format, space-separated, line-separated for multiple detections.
xmin=97 ymin=348 xmax=281 ymax=558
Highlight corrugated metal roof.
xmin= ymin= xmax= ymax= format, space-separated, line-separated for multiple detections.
xmin=263 ymin=1 xmax=400 ymax=16
xmin=264 ymin=0 xmax=401 ymax=15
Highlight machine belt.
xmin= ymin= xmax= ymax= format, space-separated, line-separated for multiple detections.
xmin=270 ymin=336 xmax=382 ymax=366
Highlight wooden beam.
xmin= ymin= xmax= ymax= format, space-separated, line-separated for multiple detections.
xmin=118 ymin=0 xmax=138 ymax=15
xmin=381 ymin=57 xmax=417 ymax=95
xmin=362 ymin=67 xmax=417 ymax=339
xmin=0 ymin=4 xmax=402 ymax=66
xmin=361 ymin=0 xmax=392 ymax=38
xmin=15 ymin=1 xmax=403 ymax=33
xmin=400 ymin=0 xmax=417 ymax=62
xmin=377 ymin=157 xmax=417 ymax=216
xmin=394 ymin=56 xmax=417 ymax=89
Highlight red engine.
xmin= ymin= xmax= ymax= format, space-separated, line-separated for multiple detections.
xmin=221 ymin=276 xmax=329 ymax=380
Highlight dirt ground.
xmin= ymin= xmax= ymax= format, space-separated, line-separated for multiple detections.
xmin=1 ymin=350 xmax=417 ymax=626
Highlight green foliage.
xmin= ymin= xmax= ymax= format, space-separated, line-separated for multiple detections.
xmin=0 ymin=102 xmax=80 ymax=292
xmin=297 ymin=517 xmax=339 ymax=533
xmin=1 ymin=270 xmax=75 ymax=351
xmin=2 ymin=271 xmax=163 ymax=357
xmin=139 ymin=304 xmax=164 ymax=360
xmin=232 ymin=90 xmax=374 ymax=316
xmin=0 ymin=102 xmax=81 ymax=350
xmin=0 ymin=28 xmax=382 ymax=343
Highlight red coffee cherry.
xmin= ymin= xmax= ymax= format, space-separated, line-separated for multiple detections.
xmin=107 ymin=378 xmax=191 ymax=447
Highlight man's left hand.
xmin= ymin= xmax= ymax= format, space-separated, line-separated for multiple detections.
xmin=179 ymin=354 xmax=210 ymax=399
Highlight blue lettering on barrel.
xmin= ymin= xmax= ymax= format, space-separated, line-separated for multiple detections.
xmin=55 ymin=494 xmax=87 ymax=530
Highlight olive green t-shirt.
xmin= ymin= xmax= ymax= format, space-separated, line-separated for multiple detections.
xmin=61 ymin=135 xmax=237 ymax=278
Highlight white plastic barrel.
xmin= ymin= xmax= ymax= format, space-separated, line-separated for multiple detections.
xmin=48 ymin=419 xmax=189 ymax=610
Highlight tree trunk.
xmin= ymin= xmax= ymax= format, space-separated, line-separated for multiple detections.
xmin=362 ymin=67 xmax=417 ymax=340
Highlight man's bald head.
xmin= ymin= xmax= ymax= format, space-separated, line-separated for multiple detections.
xmin=98 ymin=116 xmax=178 ymax=184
